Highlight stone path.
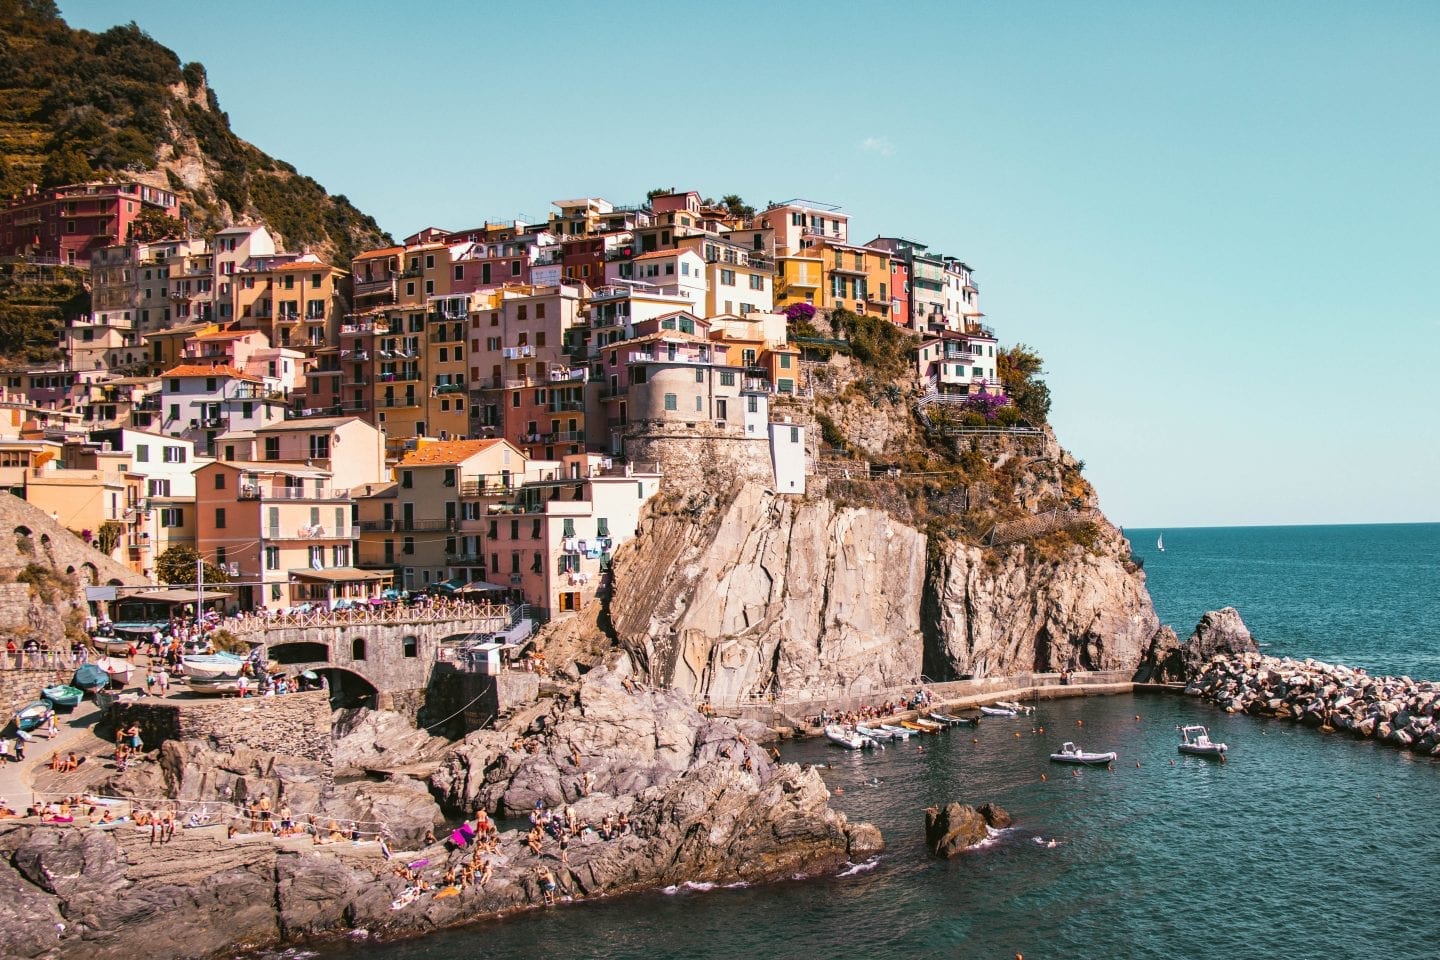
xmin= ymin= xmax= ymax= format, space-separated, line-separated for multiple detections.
xmin=0 ymin=700 xmax=104 ymax=808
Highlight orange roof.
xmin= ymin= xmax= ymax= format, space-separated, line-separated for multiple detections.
xmin=398 ymin=439 xmax=505 ymax=466
xmin=160 ymin=364 xmax=260 ymax=383
xmin=271 ymin=260 xmax=336 ymax=272
xmin=633 ymin=249 xmax=694 ymax=261
xmin=353 ymin=246 xmax=405 ymax=261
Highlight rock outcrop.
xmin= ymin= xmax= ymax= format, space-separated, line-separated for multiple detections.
xmin=1135 ymin=607 xmax=1257 ymax=684
xmin=609 ymin=484 xmax=928 ymax=701
xmin=0 ymin=672 xmax=878 ymax=959
xmin=924 ymin=801 xmax=1012 ymax=857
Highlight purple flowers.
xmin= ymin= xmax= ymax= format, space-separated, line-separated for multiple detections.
xmin=783 ymin=303 xmax=817 ymax=322
xmin=962 ymin=393 xmax=1009 ymax=420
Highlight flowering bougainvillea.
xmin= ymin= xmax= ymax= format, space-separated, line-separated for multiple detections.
xmin=962 ymin=393 xmax=1009 ymax=420
xmin=783 ymin=302 xmax=817 ymax=323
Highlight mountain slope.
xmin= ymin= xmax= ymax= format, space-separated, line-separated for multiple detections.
xmin=0 ymin=0 xmax=389 ymax=262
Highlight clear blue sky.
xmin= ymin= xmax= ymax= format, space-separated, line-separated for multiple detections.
xmin=59 ymin=1 xmax=1440 ymax=528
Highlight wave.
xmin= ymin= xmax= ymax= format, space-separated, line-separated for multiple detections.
xmin=969 ymin=826 xmax=1017 ymax=850
xmin=836 ymin=856 xmax=881 ymax=877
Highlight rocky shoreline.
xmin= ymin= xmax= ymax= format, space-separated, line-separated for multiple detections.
xmin=1187 ymin=652 xmax=1440 ymax=755
xmin=0 ymin=671 xmax=880 ymax=960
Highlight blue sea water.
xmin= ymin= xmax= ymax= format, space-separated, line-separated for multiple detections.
xmin=313 ymin=524 xmax=1440 ymax=960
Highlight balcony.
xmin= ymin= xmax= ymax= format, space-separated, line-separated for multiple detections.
xmin=460 ymin=478 xmax=515 ymax=497
xmin=444 ymin=552 xmax=485 ymax=565
xmin=358 ymin=518 xmax=456 ymax=533
xmin=353 ymin=275 xmax=397 ymax=297
xmin=432 ymin=383 xmax=466 ymax=395
xmin=263 ymin=524 xmax=349 ymax=540
xmin=546 ymin=430 xmax=585 ymax=443
xmin=742 ymin=377 xmax=771 ymax=393
xmin=379 ymin=396 xmax=420 ymax=408
xmin=241 ymin=483 xmax=348 ymax=501
xmin=377 ymin=369 xmax=421 ymax=382
xmin=628 ymin=350 xmax=712 ymax=366
xmin=785 ymin=273 xmax=820 ymax=289
xmin=501 ymin=345 xmax=535 ymax=360
xmin=345 ymin=377 xmax=372 ymax=388
xmin=547 ymin=399 xmax=584 ymax=413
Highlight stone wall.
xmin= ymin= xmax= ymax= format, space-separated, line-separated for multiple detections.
xmin=111 ymin=690 xmax=333 ymax=764
xmin=0 ymin=491 xmax=145 ymax=586
xmin=624 ymin=428 xmax=775 ymax=492
xmin=0 ymin=665 xmax=70 ymax=720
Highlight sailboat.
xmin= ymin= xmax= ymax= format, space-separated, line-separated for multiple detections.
xmin=1157 ymin=534 xmax=1165 ymax=553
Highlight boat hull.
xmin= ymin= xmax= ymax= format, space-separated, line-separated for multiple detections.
xmin=72 ymin=663 xmax=109 ymax=692
xmin=42 ymin=685 xmax=83 ymax=711
xmin=16 ymin=701 xmax=52 ymax=731
xmin=980 ymin=707 xmax=1017 ymax=717
xmin=1178 ymin=744 xmax=1228 ymax=757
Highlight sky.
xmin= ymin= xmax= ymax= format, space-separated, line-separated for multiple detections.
xmin=58 ymin=1 xmax=1440 ymax=528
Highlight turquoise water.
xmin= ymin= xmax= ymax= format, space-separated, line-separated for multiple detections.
xmin=318 ymin=524 xmax=1440 ymax=960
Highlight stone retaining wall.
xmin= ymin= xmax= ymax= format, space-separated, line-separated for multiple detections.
xmin=111 ymin=690 xmax=333 ymax=764
xmin=0 ymin=665 xmax=71 ymax=720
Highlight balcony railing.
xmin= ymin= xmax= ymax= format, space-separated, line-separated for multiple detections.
xmin=628 ymin=351 xmax=713 ymax=365
xmin=379 ymin=396 xmax=420 ymax=408
xmin=460 ymin=478 xmax=515 ymax=497
xmin=445 ymin=552 xmax=485 ymax=565
xmin=353 ymin=275 xmax=397 ymax=297
xmin=358 ymin=518 xmax=457 ymax=532
xmin=546 ymin=430 xmax=585 ymax=443
xmin=240 ymin=484 xmax=347 ymax=501
xmin=547 ymin=400 xmax=584 ymax=412
xmin=263 ymin=524 xmax=348 ymax=540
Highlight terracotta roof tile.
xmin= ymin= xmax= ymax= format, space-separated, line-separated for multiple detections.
xmin=160 ymin=364 xmax=261 ymax=383
xmin=398 ymin=439 xmax=506 ymax=466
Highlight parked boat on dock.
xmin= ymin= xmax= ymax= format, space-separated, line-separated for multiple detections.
xmin=877 ymin=723 xmax=913 ymax=740
xmin=15 ymin=700 xmax=53 ymax=731
xmin=995 ymin=701 xmax=1035 ymax=716
xmin=92 ymin=656 xmax=133 ymax=687
xmin=825 ymin=724 xmax=871 ymax=750
xmin=1049 ymin=742 xmax=1117 ymax=765
xmin=42 ymin=684 xmax=83 ymax=711
xmin=1177 ymin=724 xmax=1228 ymax=757
xmin=980 ymin=705 xmax=1018 ymax=717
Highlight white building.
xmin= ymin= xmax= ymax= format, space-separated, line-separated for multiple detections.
xmin=769 ymin=420 xmax=806 ymax=495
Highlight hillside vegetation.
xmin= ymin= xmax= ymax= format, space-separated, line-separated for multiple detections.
xmin=0 ymin=0 xmax=389 ymax=262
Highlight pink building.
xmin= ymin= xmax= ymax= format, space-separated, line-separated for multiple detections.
xmin=0 ymin=182 xmax=181 ymax=265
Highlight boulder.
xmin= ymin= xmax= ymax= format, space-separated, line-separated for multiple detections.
xmin=1133 ymin=625 xmax=1182 ymax=683
xmin=925 ymin=802 xmax=998 ymax=858
xmin=331 ymin=708 xmax=451 ymax=776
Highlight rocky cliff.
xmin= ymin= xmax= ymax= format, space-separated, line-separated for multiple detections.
xmin=605 ymin=476 xmax=1159 ymax=699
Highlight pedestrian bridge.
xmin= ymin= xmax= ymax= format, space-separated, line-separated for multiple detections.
xmin=221 ymin=602 xmax=518 ymax=709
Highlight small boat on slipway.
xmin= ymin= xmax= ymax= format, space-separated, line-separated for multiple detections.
xmin=1178 ymin=725 xmax=1228 ymax=758
xmin=42 ymin=684 xmax=84 ymax=711
xmin=1049 ymin=742 xmax=1117 ymax=766
xmin=93 ymin=656 xmax=133 ymax=687
xmin=15 ymin=700 xmax=53 ymax=731
xmin=72 ymin=663 xmax=109 ymax=693
xmin=825 ymin=725 xmax=871 ymax=750
xmin=181 ymin=653 xmax=245 ymax=681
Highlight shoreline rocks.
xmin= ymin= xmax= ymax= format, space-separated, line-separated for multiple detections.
xmin=1188 ymin=652 xmax=1440 ymax=755
xmin=924 ymin=801 xmax=1012 ymax=858
xmin=0 ymin=670 xmax=879 ymax=960
xmin=1135 ymin=607 xmax=1257 ymax=684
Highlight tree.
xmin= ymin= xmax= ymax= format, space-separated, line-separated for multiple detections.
xmin=720 ymin=194 xmax=755 ymax=218
xmin=39 ymin=146 xmax=93 ymax=188
xmin=128 ymin=205 xmax=187 ymax=242
xmin=154 ymin=544 xmax=228 ymax=585
xmin=998 ymin=344 xmax=1053 ymax=424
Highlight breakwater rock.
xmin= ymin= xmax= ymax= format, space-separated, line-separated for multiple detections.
xmin=1135 ymin=607 xmax=1257 ymax=684
xmin=1189 ymin=652 xmax=1440 ymax=754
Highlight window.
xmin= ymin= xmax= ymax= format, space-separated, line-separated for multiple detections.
xmin=309 ymin=433 xmax=330 ymax=459
xmin=264 ymin=437 xmax=280 ymax=460
xmin=402 ymin=536 xmax=415 ymax=555
xmin=791 ymin=426 xmax=800 ymax=443
xmin=214 ymin=473 xmax=226 ymax=490
xmin=163 ymin=446 xmax=186 ymax=463
xmin=401 ymin=470 xmax=413 ymax=489
xmin=720 ymin=370 xmax=736 ymax=386
xmin=749 ymin=273 xmax=764 ymax=290
xmin=531 ymin=518 xmax=542 ymax=539
xmin=778 ymin=378 xmax=795 ymax=394
xmin=159 ymin=507 xmax=184 ymax=527
xmin=510 ymin=519 xmax=520 ymax=539
xmin=562 ymin=518 xmax=576 ymax=538
xmin=443 ymin=468 xmax=455 ymax=487
xmin=135 ymin=445 xmax=149 ymax=463
xmin=663 ymin=393 xmax=677 ymax=411
xmin=265 ymin=546 xmax=279 ymax=570
xmin=214 ymin=507 xmax=226 ymax=529
xmin=425 ymin=254 xmax=435 ymax=269
xmin=695 ymin=395 xmax=703 ymax=411
xmin=596 ymin=517 xmax=610 ymax=537
xmin=780 ymin=353 xmax=792 ymax=369
xmin=148 ymin=478 xmax=170 ymax=497
xmin=403 ymin=636 xmax=418 ymax=658
xmin=351 ymin=638 xmax=367 ymax=661
xmin=696 ymin=368 xmax=704 ymax=383
xmin=720 ymin=269 xmax=736 ymax=286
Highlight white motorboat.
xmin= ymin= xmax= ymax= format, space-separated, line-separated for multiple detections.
xmin=877 ymin=723 xmax=913 ymax=740
xmin=980 ymin=705 xmax=1018 ymax=717
xmin=856 ymin=724 xmax=894 ymax=741
xmin=995 ymin=701 xmax=1035 ymax=716
xmin=1049 ymin=742 xmax=1117 ymax=765
xmin=92 ymin=656 xmax=133 ymax=686
xmin=825 ymin=724 xmax=869 ymax=750
xmin=1177 ymin=724 xmax=1228 ymax=757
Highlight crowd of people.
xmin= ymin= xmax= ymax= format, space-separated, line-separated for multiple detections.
xmin=806 ymin=689 xmax=933 ymax=728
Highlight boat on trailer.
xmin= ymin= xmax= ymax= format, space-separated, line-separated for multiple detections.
xmin=1049 ymin=742 xmax=1117 ymax=765
xmin=1177 ymin=724 xmax=1228 ymax=757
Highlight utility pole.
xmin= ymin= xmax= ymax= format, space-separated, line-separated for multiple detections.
xmin=196 ymin=556 xmax=203 ymax=625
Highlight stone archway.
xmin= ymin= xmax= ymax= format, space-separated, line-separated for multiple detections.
xmin=317 ymin=667 xmax=378 ymax=710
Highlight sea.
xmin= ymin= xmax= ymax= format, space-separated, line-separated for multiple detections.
xmin=305 ymin=523 xmax=1440 ymax=960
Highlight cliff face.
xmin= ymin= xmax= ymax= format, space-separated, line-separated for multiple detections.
xmin=608 ymin=484 xmax=928 ymax=702
xmin=605 ymin=474 xmax=1158 ymax=698
xmin=922 ymin=529 xmax=1159 ymax=679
